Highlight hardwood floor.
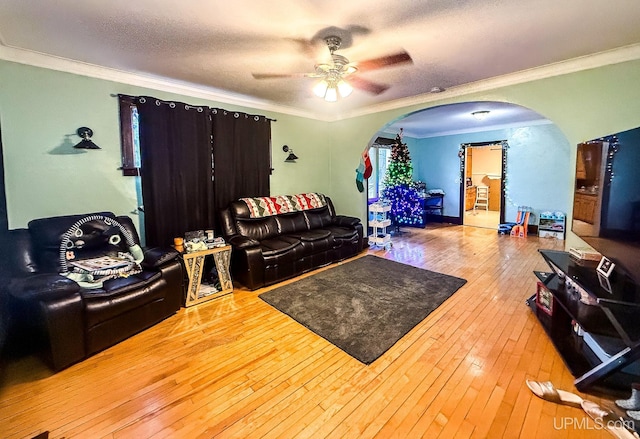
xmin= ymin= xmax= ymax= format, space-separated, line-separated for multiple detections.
xmin=464 ymin=209 xmax=500 ymax=230
xmin=0 ymin=224 xmax=621 ymax=438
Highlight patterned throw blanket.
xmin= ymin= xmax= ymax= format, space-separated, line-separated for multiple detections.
xmin=240 ymin=193 xmax=327 ymax=218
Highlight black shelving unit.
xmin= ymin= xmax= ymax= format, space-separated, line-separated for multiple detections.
xmin=528 ymin=250 xmax=640 ymax=394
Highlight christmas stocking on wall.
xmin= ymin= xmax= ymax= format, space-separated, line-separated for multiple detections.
xmin=355 ymin=160 xmax=365 ymax=193
xmin=362 ymin=149 xmax=373 ymax=179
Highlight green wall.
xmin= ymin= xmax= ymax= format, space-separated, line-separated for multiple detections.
xmin=0 ymin=60 xmax=330 ymax=228
xmin=2 ymin=58 xmax=640 ymax=248
xmin=326 ymin=60 xmax=640 ymax=228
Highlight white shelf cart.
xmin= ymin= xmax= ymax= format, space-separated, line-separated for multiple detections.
xmin=368 ymin=202 xmax=392 ymax=249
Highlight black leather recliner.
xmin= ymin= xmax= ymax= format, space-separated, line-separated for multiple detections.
xmin=2 ymin=212 xmax=184 ymax=371
xmin=220 ymin=195 xmax=365 ymax=290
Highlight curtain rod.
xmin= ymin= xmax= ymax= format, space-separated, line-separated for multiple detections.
xmin=114 ymin=94 xmax=276 ymax=122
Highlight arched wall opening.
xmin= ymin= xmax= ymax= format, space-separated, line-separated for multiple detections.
xmin=365 ymin=101 xmax=573 ymax=232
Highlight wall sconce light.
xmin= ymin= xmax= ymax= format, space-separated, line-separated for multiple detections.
xmin=73 ymin=127 xmax=101 ymax=149
xmin=283 ymin=145 xmax=298 ymax=162
xmin=471 ymin=111 xmax=490 ymax=121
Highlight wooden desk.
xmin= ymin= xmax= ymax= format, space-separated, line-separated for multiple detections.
xmin=181 ymin=245 xmax=233 ymax=307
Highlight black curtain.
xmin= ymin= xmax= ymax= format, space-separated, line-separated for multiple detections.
xmin=0 ymin=121 xmax=8 ymax=282
xmin=0 ymin=121 xmax=7 ymax=234
xmin=211 ymin=109 xmax=272 ymax=220
xmin=136 ymin=97 xmax=215 ymax=247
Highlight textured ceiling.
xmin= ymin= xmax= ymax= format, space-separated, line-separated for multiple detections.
xmin=1 ymin=0 xmax=640 ymax=122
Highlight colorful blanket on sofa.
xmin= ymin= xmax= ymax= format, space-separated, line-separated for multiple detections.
xmin=240 ymin=193 xmax=327 ymax=218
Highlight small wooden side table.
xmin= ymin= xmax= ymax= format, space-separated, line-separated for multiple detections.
xmin=180 ymin=245 xmax=233 ymax=307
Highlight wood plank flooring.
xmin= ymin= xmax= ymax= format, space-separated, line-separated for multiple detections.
xmin=0 ymin=224 xmax=624 ymax=438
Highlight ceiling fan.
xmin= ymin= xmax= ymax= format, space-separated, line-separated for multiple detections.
xmin=251 ymin=35 xmax=413 ymax=101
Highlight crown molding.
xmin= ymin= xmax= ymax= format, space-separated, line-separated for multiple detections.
xmin=2 ymin=42 xmax=640 ymax=123
xmin=337 ymin=43 xmax=640 ymax=121
xmin=0 ymin=44 xmax=318 ymax=120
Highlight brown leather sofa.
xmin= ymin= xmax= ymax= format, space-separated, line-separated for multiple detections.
xmin=2 ymin=212 xmax=183 ymax=371
xmin=219 ymin=194 xmax=365 ymax=290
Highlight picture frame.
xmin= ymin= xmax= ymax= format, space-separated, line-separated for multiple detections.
xmin=185 ymin=230 xmax=205 ymax=243
xmin=535 ymin=282 xmax=554 ymax=316
xmin=598 ymin=272 xmax=613 ymax=294
xmin=597 ymin=256 xmax=615 ymax=278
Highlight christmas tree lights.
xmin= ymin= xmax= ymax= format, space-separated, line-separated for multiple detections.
xmin=382 ymin=130 xmax=425 ymax=227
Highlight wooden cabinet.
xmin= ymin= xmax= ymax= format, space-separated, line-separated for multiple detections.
xmin=488 ymin=178 xmax=501 ymax=211
xmin=576 ymin=148 xmax=587 ymax=180
xmin=465 ymin=186 xmax=476 ymax=211
xmin=573 ymin=192 xmax=597 ymax=224
xmin=576 ymin=142 xmax=604 ymax=184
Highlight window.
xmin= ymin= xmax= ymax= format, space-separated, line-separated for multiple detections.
xmin=117 ymin=96 xmax=145 ymax=243
xmin=367 ymin=146 xmax=391 ymax=201
xmin=118 ymin=96 xmax=141 ymax=176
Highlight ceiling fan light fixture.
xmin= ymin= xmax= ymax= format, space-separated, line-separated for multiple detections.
xmin=324 ymin=86 xmax=338 ymax=102
xmin=337 ymin=79 xmax=353 ymax=98
xmin=253 ymin=33 xmax=413 ymax=101
xmin=313 ymin=78 xmax=352 ymax=102
xmin=313 ymin=80 xmax=329 ymax=98
xmin=471 ymin=110 xmax=490 ymax=121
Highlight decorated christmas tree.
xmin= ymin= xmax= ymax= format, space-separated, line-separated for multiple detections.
xmin=383 ymin=133 xmax=414 ymax=188
xmin=382 ymin=130 xmax=424 ymax=226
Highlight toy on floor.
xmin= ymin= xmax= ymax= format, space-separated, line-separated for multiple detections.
xmin=498 ymin=206 xmax=532 ymax=237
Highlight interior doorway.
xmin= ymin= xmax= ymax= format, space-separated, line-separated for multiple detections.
xmin=459 ymin=141 xmax=507 ymax=229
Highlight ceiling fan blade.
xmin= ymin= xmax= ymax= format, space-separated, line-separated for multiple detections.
xmin=348 ymin=76 xmax=390 ymax=95
xmin=285 ymin=37 xmax=318 ymax=58
xmin=355 ymin=51 xmax=413 ymax=72
xmin=252 ymin=72 xmax=320 ymax=79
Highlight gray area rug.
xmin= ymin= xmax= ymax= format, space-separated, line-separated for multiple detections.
xmin=259 ymin=255 xmax=467 ymax=364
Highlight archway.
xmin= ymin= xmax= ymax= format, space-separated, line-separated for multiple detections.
xmin=367 ymin=101 xmax=572 ymax=232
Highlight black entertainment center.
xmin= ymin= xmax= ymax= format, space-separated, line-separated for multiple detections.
xmin=528 ymin=126 xmax=640 ymax=395
xmin=528 ymin=250 xmax=640 ymax=393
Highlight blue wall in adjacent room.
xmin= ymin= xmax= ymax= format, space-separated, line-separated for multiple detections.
xmin=409 ymin=122 xmax=573 ymax=223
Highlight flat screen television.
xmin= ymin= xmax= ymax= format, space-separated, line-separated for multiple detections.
xmin=571 ymin=126 xmax=640 ymax=284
